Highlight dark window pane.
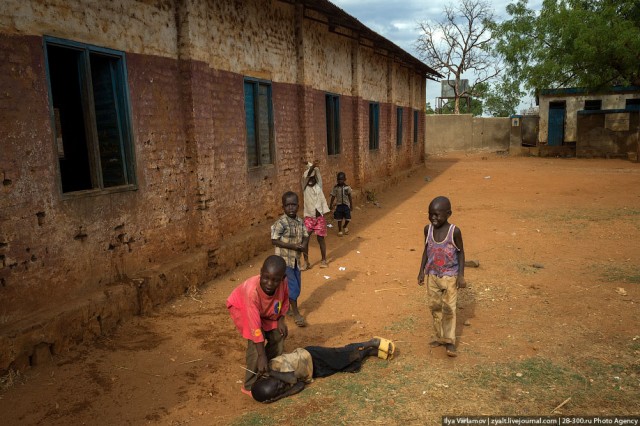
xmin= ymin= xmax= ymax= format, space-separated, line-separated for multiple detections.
xmin=584 ymin=100 xmax=601 ymax=110
xmin=91 ymin=54 xmax=127 ymax=187
xmin=413 ymin=110 xmax=418 ymax=144
xmin=257 ymin=83 xmax=272 ymax=164
xmin=47 ymin=44 xmax=93 ymax=192
xmin=244 ymin=82 xmax=258 ymax=167
xmin=45 ymin=39 xmax=134 ymax=194
xmin=326 ymin=95 xmax=340 ymax=155
xmin=625 ymin=98 xmax=640 ymax=111
xmin=396 ymin=107 xmax=403 ymax=146
xmin=369 ymin=103 xmax=379 ymax=150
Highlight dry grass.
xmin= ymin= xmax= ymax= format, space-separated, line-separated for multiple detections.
xmin=0 ymin=369 xmax=22 ymax=392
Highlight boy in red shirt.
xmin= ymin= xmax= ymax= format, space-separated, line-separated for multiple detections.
xmin=227 ymin=255 xmax=290 ymax=395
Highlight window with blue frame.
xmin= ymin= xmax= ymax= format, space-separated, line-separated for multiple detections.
xmin=45 ymin=37 xmax=135 ymax=194
xmin=244 ymin=79 xmax=274 ymax=167
xmin=625 ymin=98 xmax=640 ymax=110
xmin=396 ymin=107 xmax=403 ymax=146
xmin=369 ymin=102 xmax=379 ymax=150
xmin=326 ymin=94 xmax=340 ymax=155
xmin=413 ymin=110 xmax=419 ymax=144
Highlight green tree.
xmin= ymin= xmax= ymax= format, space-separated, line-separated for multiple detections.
xmin=476 ymin=78 xmax=524 ymax=117
xmin=437 ymin=96 xmax=483 ymax=116
xmin=416 ymin=0 xmax=501 ymax=114
xmin=425 ymin=102 xmax=436 ymax=114
xmin=494 ymin=0 xmax=640 ymax=94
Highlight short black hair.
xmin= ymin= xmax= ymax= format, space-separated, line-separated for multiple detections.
xmin=429 ymin=196 xmax=451 ymax=211
xmin=282 ymin=191 xmax=298 ymax=205
xmin=337 ymin=171 xmax=346 ymax=179
xmin=262 ymin=255 xmax=286 ymax=274
xmin=252 ymin=376 xmax=282 ymax=403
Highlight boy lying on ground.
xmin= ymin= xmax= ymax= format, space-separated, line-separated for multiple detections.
xmin=251 ymin=337 xmax=396 ymax=403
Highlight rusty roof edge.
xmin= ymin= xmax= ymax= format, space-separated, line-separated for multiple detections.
xmin=279 ymin=0 xmax=443 ymax=80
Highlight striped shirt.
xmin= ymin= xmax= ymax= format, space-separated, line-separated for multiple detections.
xmin=271 ymin=214 xmax=309 ymax=268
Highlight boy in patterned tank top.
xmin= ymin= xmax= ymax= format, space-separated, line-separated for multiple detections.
xmin=417 ymin=196 xmax=466 ymax=357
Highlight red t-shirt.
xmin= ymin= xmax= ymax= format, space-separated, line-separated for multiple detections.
xmin=226 ymin=275 xmax=289 ymax=343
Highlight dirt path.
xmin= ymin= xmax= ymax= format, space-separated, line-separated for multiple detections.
xmin=1 ymin=154 xmax=639 ymax=425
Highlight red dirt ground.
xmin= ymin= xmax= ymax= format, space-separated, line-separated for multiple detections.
xmin=1 ymin=154 xmax=638 ymax=425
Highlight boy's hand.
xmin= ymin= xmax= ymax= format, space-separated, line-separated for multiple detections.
xmin=457 ymin=276 xmax=467 ymax=289
xmin=295 ymin=243 xmax=304 ymax=252
xmin=417 ymin=271 xmax=425 ymax=286
xmin=257 ymin=354 xmax=269 ymax=375
xmin=277 ymin=317 xmax=288 ymax=338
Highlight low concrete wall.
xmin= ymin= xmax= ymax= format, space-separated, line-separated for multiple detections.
xmin=425 ymin=115 xmax=510 ymax=154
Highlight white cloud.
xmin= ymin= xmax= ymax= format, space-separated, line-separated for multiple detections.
xmin=331 ymin=0 xmax=541 ymax=112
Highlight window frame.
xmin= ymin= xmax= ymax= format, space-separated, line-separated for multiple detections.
xmin=584 ymin=99 xmax=602 ymax=111
xmin=325 ymin=93 xmax=341 ymax=156
xmin=625 ymin=98 xmax=640 ymax=110
xmin=243 ymin=77 xmax=275 ymax=168
xmin=396 ymin=106 xmax=403 ymax=146
xmin=44 ymin=36 xmax=136 ymax=197
xmin=369 ymin=102 xmax=380 ymax=150
xmin=413 ymin=109 xmax=419 ymax=145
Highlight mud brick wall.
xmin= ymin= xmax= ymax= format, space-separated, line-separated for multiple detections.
xmin=0 ymin=34 xmax=56 ymax=314
xmin=576 ymin=111 xmax=640 ymax=158
xmin=0 ymin=0 xmax=428 ymax=373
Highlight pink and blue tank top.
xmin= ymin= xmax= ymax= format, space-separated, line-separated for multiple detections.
xmin=424 ymin=224 xmax=460 ymax=277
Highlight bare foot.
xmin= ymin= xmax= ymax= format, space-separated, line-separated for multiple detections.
xmin=445 ymin=343 xmax=457 ymax=357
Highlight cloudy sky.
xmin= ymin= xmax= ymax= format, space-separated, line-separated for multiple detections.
xmin=331 ymin=0 xmax=542 ymax=111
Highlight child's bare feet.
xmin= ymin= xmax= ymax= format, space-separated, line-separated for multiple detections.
xmin=300 ymin=260 xmax=311 ymax=271
xmin=319 ymin=260 xmax=328 ymax=268
xmin=445 ymin=343 xmax=457 ymax=357
xmin=294 ymin=315 xmax=306 ymax=327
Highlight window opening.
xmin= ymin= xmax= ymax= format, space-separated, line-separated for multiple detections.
xmin=45 ymin=38 xmax=134 ymax=194
xmin=369 ymin=102 xmax=380 ymax=150
xmin=396 ymin=107 xmax=403 ymax=146
xmin=326 ymin=94 xmax=340 ymax=155
xmin=244 ymin=79 xmax=274 ymax=167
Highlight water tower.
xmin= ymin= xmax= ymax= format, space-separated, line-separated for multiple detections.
xmin=436 ymin=79 xmax=471 ymax=113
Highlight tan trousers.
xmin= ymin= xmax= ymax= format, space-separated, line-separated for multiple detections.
xmin=426 ymin=274 xmax=458 ymax=345
xmin=244 ymin=328 xmax=285 ymax=390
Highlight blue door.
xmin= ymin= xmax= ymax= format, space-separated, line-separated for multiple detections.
xmin=548 ymin=102 xmax=565 ymax=146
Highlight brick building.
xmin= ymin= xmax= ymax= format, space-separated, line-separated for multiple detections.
xmin=537 ymin=86 xmax=640 ymax=158
xmin=0 ymin=0 xmax=439 ymax=372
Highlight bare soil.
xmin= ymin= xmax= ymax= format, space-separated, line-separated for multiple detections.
xmin=1 ymin=154 xmax=639 ymax=425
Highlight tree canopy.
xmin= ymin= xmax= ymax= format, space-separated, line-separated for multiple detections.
xmin=494 ymin=0 xmax=640 ymax=94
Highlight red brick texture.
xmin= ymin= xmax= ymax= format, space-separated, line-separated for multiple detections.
xmin=0 ymin=34 xmax=426 ymax=372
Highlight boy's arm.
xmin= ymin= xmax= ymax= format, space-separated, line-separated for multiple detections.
xmin=329 ymin=194 xmax=335 ymax=210
xmin=272 ymin=239 xmax=302 ymax=251
xmin=418 ymin=225 xmax=429 ymax=285
xmin=271 ymin=221 xmax=302 ymax=251
xmin=268 ymin=370 xmax=297 ymax=384
xmin=277 ymin=315 xmax=288 ymax=339
xmin=347 ymin=192 xmax=353 ymax=210
xmin=254 ymin=341 xmax=269 ymax=374
xmin=453 ymin=227 xmax=466 ymax=288
xmin=263 ymin=381 xmax=305 ymax=403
